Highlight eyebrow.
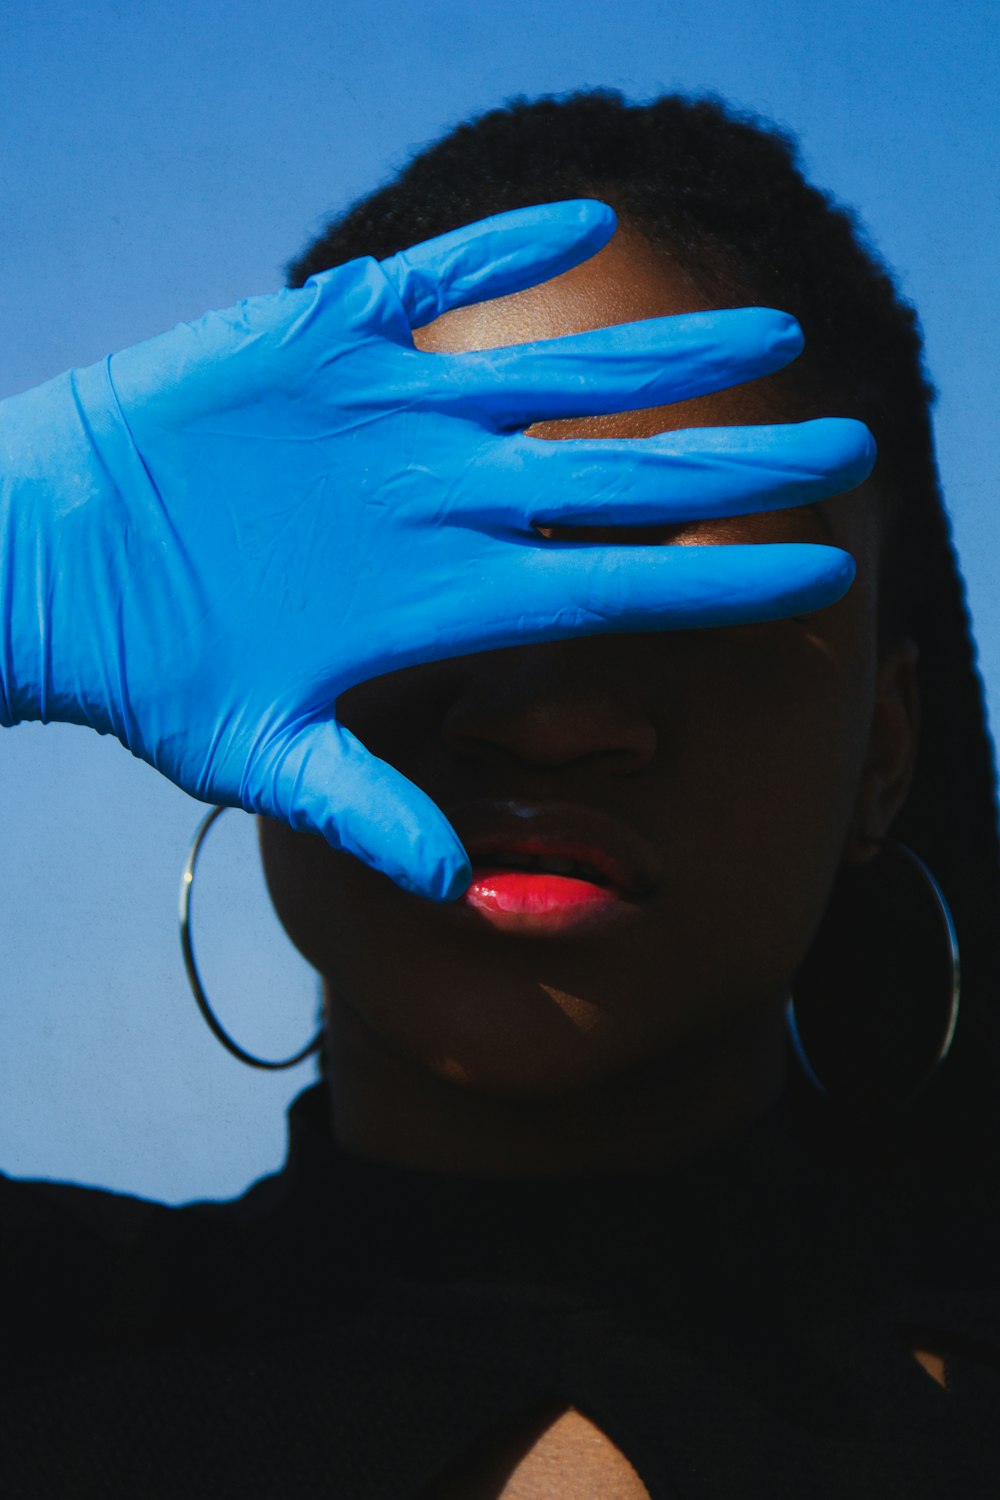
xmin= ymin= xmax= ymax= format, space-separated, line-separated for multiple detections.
xmin=536 ymin=503 xmax=839 ymax=546
xmin=776 ymin=503 xmax=835 ymax=540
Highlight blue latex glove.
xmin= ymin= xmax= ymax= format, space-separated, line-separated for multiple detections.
xmin=0 ymin=200 xmax=873 ymax=900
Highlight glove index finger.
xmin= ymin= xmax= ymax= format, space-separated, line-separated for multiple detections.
xmin=379 ymin=200 xmax=617 ymax=329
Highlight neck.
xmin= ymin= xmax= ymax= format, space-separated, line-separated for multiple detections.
xmin=324 ymin=989 xmax=789 ymax=1180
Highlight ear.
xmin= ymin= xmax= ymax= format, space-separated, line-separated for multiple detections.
xmin=845 ymin=635 xmax=920 ymax=865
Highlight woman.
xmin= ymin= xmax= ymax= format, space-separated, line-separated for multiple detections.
xmin=4 ymin=91 xmax=1000 ymax=1495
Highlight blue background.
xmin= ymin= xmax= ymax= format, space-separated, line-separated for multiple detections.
xmin=2 ymin=0 xmax=997 ymax=1202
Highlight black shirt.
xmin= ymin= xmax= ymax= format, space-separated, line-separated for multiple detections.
xmin=3 ymin=1079 xmax=1000 ymax=1496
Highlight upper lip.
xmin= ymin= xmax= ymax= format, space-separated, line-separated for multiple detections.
xmin=446 ymin=799 xmax=659 ymax=898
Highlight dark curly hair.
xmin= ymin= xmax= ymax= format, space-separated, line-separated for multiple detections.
xmin=289 ymin=90 xmax=1000 ymax=1201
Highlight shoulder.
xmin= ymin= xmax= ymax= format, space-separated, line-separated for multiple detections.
xmin=0 ymin=1167 xmax=172 ymax=1245
xmin=0 ymin=1161 xmax=294 ymax=1370
xmin=0 ymin=1158 xmax=285 ymax=1244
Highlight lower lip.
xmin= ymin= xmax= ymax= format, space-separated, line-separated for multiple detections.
xmin=458 ymin=866 xmax=635 ymax=934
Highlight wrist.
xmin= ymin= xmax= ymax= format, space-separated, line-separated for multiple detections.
xmin=0 ymin=363 xmax=128 ymax=729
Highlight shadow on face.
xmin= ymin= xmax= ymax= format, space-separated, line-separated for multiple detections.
xmin=257 ymin=225 xmax=916 ymax=1169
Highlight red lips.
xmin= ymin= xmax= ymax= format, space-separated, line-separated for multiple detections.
xmin=467 ymin=867 xmax=615 ymax=910
xmin=441 ymin=800 xmax=658 ymax=934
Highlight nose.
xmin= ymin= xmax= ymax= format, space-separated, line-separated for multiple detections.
xmin=442 ymin=640 xmax=658 ymax=774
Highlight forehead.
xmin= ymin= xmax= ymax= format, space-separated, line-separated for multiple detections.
xmin=413 ymin=228 xmax=875 ymax=564
xmin=413 ymin=224 xmax=800 ymax=439
xmin=413 ymin=221 xmax=879 ymax=597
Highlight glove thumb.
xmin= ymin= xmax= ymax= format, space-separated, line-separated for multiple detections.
xmin=251 ymin=718 xmax=471 ymax=903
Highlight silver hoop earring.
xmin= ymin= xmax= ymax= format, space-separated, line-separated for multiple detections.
xmin=786 ymin=838 xmax=960 ymax=1111
xmin=179 ymin=804 xmax=324 ymax=1071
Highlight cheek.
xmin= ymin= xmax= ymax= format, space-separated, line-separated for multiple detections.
xmin=657 ymin=625 xmax=874 ymax=967
xmin=692 ymin=635 xmax=867 ymax=815
xmin=257 ymin=817 xmax=350 ymax=975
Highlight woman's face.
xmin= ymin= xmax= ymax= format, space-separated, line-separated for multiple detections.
xmin=258 ymin=227 xmax=917 ymax=1176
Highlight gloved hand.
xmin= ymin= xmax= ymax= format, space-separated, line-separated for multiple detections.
xmin=0 ymin=200 xmax=873 ymax=900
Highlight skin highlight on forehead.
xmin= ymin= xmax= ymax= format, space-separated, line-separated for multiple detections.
xmin=415 ymin=224 xmax=877 ymax=608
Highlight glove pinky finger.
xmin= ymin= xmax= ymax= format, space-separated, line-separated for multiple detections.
xmin=378 ymin=200 xmax=617 ymax=328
